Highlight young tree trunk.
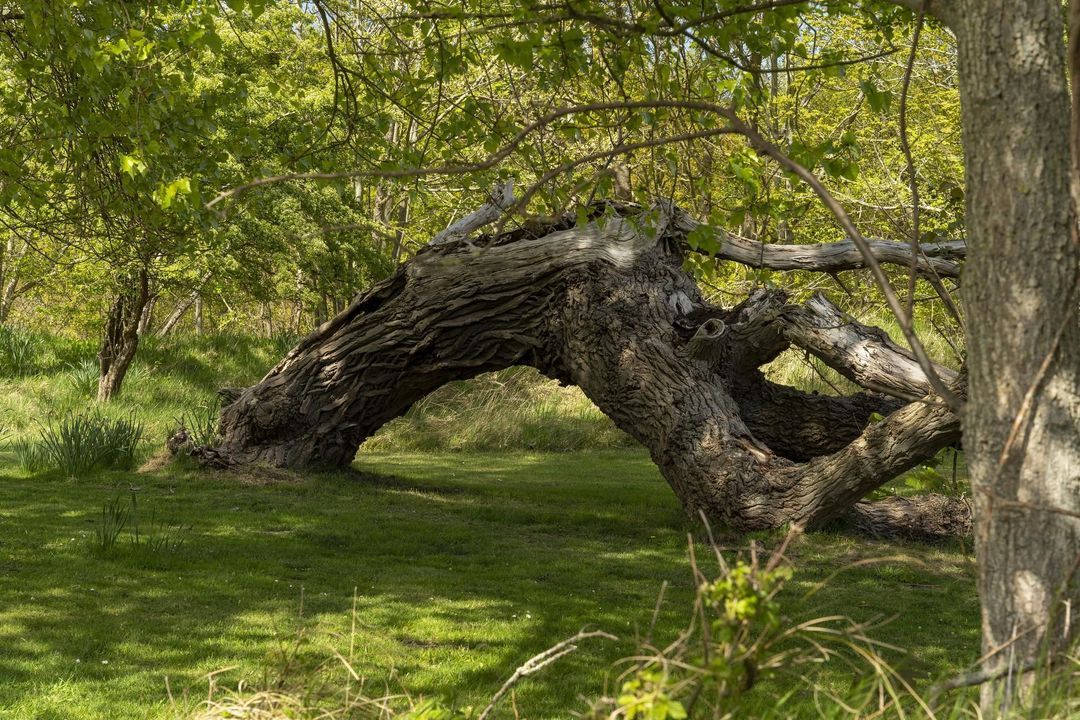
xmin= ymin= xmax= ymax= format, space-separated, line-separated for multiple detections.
xmin=204 ymin=203 xmax=968 ymax=538
xmin=98 ymin=269 xmax=150 ymax=402
xmin=951 ymin=0 xmax=1080 ymax=704
xmin=137 ymin=294 xmax=156 ymax=336
xmin=157 ymin=273 xmax=212 ymax=337
xmin=0 ymin=234 xmax=27 ymax=323
xmin=194 ymin=296 xmax=204 ymax=336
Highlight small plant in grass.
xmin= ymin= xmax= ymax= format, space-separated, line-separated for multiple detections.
xmin=174 ymin=400 xmax=220 ymax=450
xmin=94 ymin=495 xmax=130 ymax=553
xmin=11 ymin=437 xmax=47 ymax=473
xmin=65 ymin=357 xmax=100 ymax=396
xmin=37 ymin=411 xmax=144 ymax=476
xmin=583 ymin=529 xmax=935 ymax=720
xmin=92 ymin=492 xmax=189 ymax=556
xmin=129 ymin=491 xmax=189 ymax=553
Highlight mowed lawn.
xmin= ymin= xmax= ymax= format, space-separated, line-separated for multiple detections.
xmin=0 ymin=449 xmax=981 ymax=719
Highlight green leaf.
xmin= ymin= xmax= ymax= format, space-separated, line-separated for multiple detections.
xmin=118 ymin=154 xmax=146 ymax=178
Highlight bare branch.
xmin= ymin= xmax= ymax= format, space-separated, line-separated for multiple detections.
xmin=779 ymin=292 xmax=959 ymax=401
xmin=430 ymin=180 xmax=515 ymax=245
xmin=478 ymin=630 xmax=618 ymax=720
xmin=722 ymin=113 xmax=965 ymax=410
xmin=899 ymin=6 xmax=926 ymax=319
xmin=672 ymin=214 xmax=965 ymax=277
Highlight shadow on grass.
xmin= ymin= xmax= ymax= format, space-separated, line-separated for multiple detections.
xmin=0 ymin=450 xmax=980 ymax=719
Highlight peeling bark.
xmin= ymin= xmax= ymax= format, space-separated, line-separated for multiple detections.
xmin=202 ymin=204 xmax=966 ymax=537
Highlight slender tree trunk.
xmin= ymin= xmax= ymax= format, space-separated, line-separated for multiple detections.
xmin=953 ymin=0 xmax=1080 ymax=705
xmin=137 ymin=294 xmax=156 ymax=336
xmin=194 ymin=297 xmax=204 ymax=336
xmin=157 ymin=273 xmax=212 ymax=337
xmin=0 ymin=234 xmax=28 ymax=324
xmin=98 ymin=268 xmax=150 ymax=402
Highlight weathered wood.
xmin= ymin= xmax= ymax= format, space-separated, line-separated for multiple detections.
xmin=429 ymin=180 xmax=515 ymax=245
xmin=203 ymin=203 xmax=967 ymax=536
xmin=848 ymin=494 xmax=973 ymax=541
xmin=780 ymin=293 xmax=959 ymax=401
xmin=671 ymin=212 xmax=966 ymax=278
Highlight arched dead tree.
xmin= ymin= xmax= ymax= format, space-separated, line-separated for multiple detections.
xmin=201 ymin=201 xmax=970 ymax=539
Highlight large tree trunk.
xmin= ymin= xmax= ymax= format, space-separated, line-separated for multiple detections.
xmin=950 ymin=0 xmax=1080 ymax=705
xmin=205 ymin=203 xmax=967 ymax=538
xmin=97 ymin=269 xmax=150 ymax=402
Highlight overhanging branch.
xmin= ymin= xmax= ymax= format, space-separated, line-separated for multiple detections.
xmin=672 ymin=213 xmax=965 ymax=277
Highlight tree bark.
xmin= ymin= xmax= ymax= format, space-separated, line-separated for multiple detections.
xmin=205 ymin=204 xmax=965 ymax=536
xmin=952 ymin=0 xmax=1080 ymax=705
xmin=98 ymin=268 xmax=150 ymax=402
xmin=156 ymin=273 xmax=212 ymax=337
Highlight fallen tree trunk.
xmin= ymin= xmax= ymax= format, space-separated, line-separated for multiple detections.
xmin=204 ymin=202 xmax=967 ymax=536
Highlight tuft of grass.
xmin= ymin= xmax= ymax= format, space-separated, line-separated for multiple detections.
xmin=65 ymin=357 xmax=100 ymax=396
xmin=93 ymin=492 xmax=190 ymax=556
xmin=0 ymin=324 xmax=38 ymax=376
xmin=11 ymin=436 xmax=48 ymax=472
xmin=33 ymin=411 xmax=144 ymax=476
xmin=94 ymin=495 xmax=130 ymax=553
xmin=175 ymin=400 xmax=221 ymax=449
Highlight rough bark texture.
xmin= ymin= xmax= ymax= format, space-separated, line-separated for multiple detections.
xmin=97 ymin=269 xmax=150 ymax=402
xmin=953 ymin=0 xmax=1080 ymax=701
xmin=208 ymin=204 xmax=964 ymax=536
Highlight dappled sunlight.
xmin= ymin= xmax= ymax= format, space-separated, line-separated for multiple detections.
xmin=0 ymin=450 xmax=983 ymax=718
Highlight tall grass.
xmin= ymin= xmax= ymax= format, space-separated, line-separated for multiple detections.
xmin=0 ymin=325 xmax=38 ymax=376
xmin=17 ymin=411 xmax=144 ymax=476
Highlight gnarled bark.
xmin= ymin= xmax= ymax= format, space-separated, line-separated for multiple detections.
xmin=203 ymin=203 xmax=966 ymax=537
xmin=98 ymin=268 xmax=150 ymax=402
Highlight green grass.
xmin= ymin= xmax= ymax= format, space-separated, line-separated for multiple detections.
xmin=365 ymin=367 xmax=635 ymax=453
xmin=0 ymin=332 xmax=282 ymax=451
xmin=0 ymin=449 xmax=981 ymax=719
xmin=0 ymin=330 xmax=984 ymax=717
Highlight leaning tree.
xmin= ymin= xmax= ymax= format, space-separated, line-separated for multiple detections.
xmin=194 ymin=198 xmax=970 ymax=539
xmin=193 ymin=0 xmax=1080 ymax=705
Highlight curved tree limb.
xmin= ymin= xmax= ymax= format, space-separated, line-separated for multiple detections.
xmin=203 ymin=202 xmax=965 ymax=538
